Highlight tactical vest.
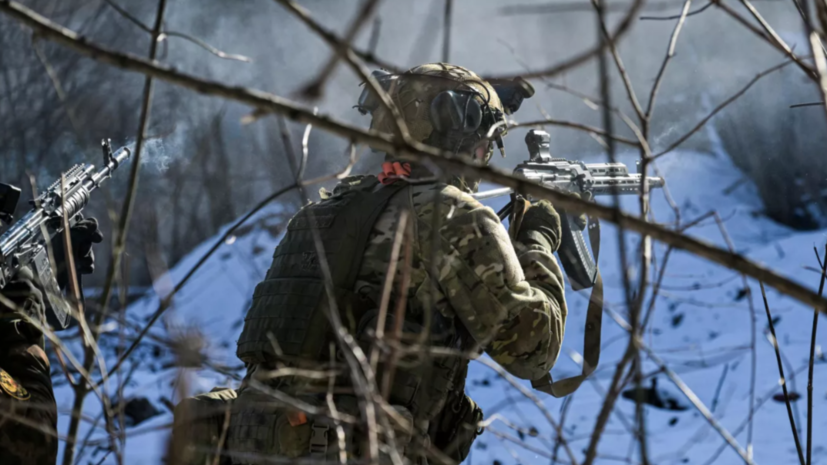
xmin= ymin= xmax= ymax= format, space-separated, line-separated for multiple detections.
xmin=236 ymin=176 xmax=408 ymax=365
xmin=234 ymin=175 xmax=482 ymax=460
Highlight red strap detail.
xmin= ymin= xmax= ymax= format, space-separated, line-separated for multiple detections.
xmin=378 ymin=162 xmax=411 ymax=185
xmin=287 ymin=411 xmax=308 ymax=426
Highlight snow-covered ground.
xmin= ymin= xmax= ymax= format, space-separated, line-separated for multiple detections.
xmin=56 ymin=149 xmax=827 ymax=464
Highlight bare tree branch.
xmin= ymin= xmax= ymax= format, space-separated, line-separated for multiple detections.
xmin=641 ymin=1 xmax=712 ymax=20
xmin=62 ymin=0 xmax=167 ymax=462
xmin=603 ymin=306 xmax=756 ymax=465
xmin=483 ymin=0 xmax=645 ymax=80
xmin=509 ymin=118 xmax=642 ymax=146
xmin=714 ymin=0 xmax=817 ymax=79
xmin=300 ymin=0 xmax=383 ymax=98
xmin=102 ymin=182 xmax=297 ymax=382
xmin=102 ymin=0 xmax=252 ymax=62
xmin=758 ymin=282 xmax=806 ymax=465
xmin=652 ymin=59 xmax=793 ymax=159
xmin=645 ymin=0 xmax=692 ymax=119
xmin=273 ymin=0 xmax=410 ymax=140
xmin=807 ymin=243 xmax=827 ymax=465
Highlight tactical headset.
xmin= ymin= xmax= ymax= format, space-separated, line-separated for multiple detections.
xmin=356 ymin=69 xmax=534 ymax=157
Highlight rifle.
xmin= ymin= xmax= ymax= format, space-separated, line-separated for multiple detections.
xmin=473 ymin=129 xmax=664 ymax=290
xmin=0 ymin=140 xmax=131 ymax=330
xmin=473 ymin=129 xmax=664 ymax=397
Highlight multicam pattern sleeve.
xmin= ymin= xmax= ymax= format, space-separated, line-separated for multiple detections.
xmin=410 ymin=183 xmax=568 ymax=381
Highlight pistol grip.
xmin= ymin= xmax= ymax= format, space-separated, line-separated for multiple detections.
xmin=558 ymin=213 xmax=598 ymax=291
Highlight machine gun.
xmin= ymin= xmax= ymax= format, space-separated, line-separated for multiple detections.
xmin=0 ymin=140 xmax=131 ymax=329
xmin=473 ymin=129 xmax=664 ymax=290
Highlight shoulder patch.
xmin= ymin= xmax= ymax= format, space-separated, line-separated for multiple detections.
xmin=0 ymin=368 xmax=30 ymax=401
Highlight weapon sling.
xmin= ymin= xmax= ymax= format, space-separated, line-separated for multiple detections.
xmin=505 ymin=197 xmax=603 ymax=398
xmin=532 ymin=214 xmax=603 ymax=397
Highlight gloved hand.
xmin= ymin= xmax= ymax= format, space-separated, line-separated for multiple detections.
xmin=0 ymin=272 xmax=45 ymax=345
xmin=53 ymin=216 xmax=104 ymax=289
xmin=515 ymin=200 xmax=562 ymax=253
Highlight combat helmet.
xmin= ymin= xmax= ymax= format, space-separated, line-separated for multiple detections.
xmin=357 ymin=63 xmax=534 ymax=170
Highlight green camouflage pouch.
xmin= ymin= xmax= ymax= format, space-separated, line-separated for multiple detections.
xmin=172 ymin=387 xmax=237 ymax=465
xmin=429 ymin=391 xmax=483 ymax=462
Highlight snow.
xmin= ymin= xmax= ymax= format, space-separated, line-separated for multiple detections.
xmin=56 ymin=150 xmax=827 ymax=464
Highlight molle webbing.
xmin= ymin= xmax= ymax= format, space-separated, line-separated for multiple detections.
xmin=236 ymin=179 xmax=407 ymax=364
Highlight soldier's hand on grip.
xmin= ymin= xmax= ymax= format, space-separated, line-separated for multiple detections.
xmin=515 ymin=200 xmax=562 ymax=252
xmin=54 ymin=216 xmax=104 ymax=289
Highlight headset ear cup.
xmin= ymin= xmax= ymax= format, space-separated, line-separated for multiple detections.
xmin=430 ymin=90 xmax=464 ymax=133
xmin=462 ymin=97 xmax=482 ymax=133
xmin=430 ymin=90 xmax=484 ymax=134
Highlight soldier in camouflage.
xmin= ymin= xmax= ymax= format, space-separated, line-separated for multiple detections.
xmin=174 ymin=63 xmax=567 ymax=464
xmin=0 ymin=218 xmax=101 ymax=465
xmin=0 ymin=274 xmax=57 ymax=465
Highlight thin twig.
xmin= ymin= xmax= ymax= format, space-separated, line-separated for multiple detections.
xmin=102 ymin=0 xmax=252 ymax=62
xmin=652 ymin=59 xmax=793 ymax=159
xmin=807 ymin=243 xmax=827 ymax=465
xmin=502 ymin=0 xmax=715 ymax=15
xmin=300 ymin=117 xmax=313 ymax=184
xmin=274 ymin=0 xmax=409 ymax=140
xmin=300 ymin=0 xmax=382 ymax=98
xmin=713 ymin=0 xmax=817 ymax=79
xmin=790 ymin=100 xmax=825 ymax=108
xmin=369 ymin=211 xmax=408 ymax=373
xmin=31 ymin=39 xmax=82 ymax=135
xmin=381 ymin=219 xmax=412 ymax=400
xmin=702 ymin=364 xmax=810 ymax=465
xmin=163 ymin=31 xmax=252 ymax=62
xmin=591 ymin=0 xmax=652 ymax=460
xmin=509 ymin=118 xmax=641 ymax=146
xmin=738 ymin=0 xmax=815 ymax=78
xmin=641 ymin=1 xmax=712 ymax=20
xmin=808 ymin=31 xmax=827 ymax=134
xmin=592 ymin=0 xmax=645 ymax=122
xmin=710 ymin=364 xmax=730 ymax=413
xmin=645 ymin=0 xmax=692 ymax=119
xmin=583 ymin=345 xmax=636 ymax=465
xmin=61 ymin=175 xmax=122 ymax=465
xmin=758 ymin=282 xmax=806 ymax=465
xmin=712 ymin=212 xmax=757 ymax=459
xmin=473 ymin=357 xmax=579 ymax=465
xmin=483 ymin=0 xmax=644 ymax=80
xmin=62 ymin=3 xmax=166 ymax=464
xmin=604 ymin=307 xmax=756 ymax=465
xmin=102 ymin=183 xmax=297 ymax=382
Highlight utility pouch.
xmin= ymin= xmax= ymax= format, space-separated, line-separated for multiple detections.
xmin=223 ymin=389 xmax=321 ymax=462
xmin=173 ymin=387 xmax=237 ymax=465
xmin=429 ymin=392 xmax=483 ymax=462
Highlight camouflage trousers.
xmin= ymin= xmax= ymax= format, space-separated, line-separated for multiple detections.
xmin=173 ymin=387 xmax=421 ymax=465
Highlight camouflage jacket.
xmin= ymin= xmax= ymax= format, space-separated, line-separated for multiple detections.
xmin=205 ymin=173 xmax=568 ymax=462
xmin=0 ymin=339 xmax=57 ymax=465
xmin=353 ymin=177 xmax=568 ymax=382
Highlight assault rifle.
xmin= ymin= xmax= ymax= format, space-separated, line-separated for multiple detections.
xmin=473 ymin=129 xmax=664 ymax=290
xmin=0 ymin=140 xmax=131 ymax=329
